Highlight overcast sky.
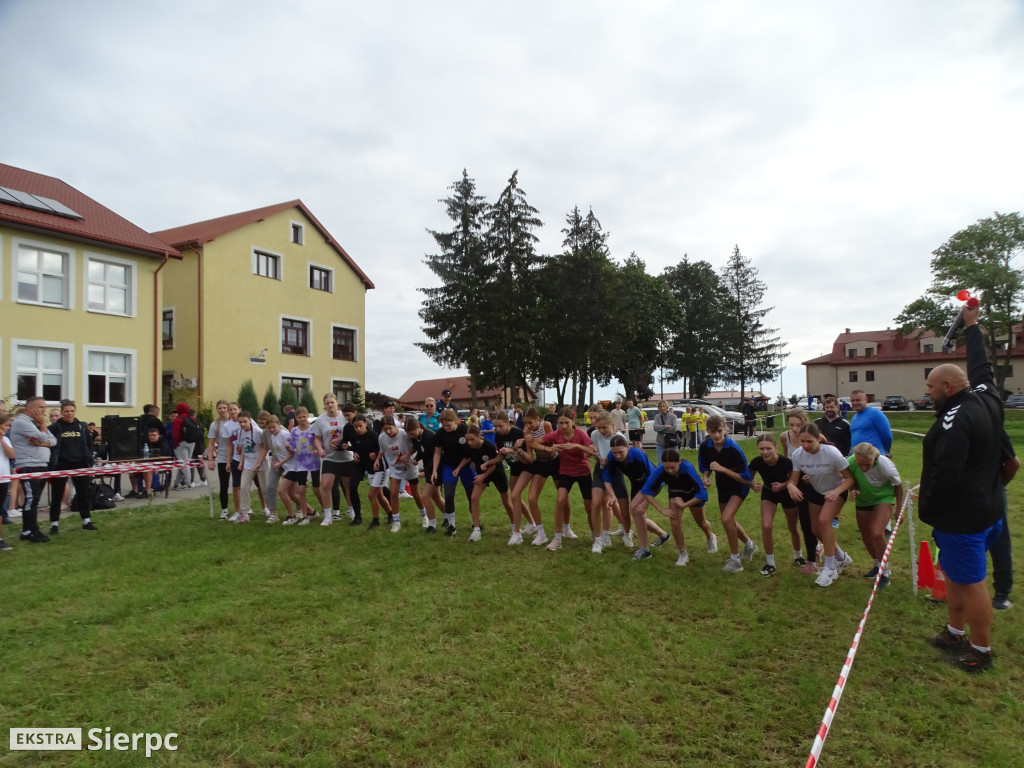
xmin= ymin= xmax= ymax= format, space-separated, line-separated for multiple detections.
xmin=2 ymin=0 xmax=1022 ymax=402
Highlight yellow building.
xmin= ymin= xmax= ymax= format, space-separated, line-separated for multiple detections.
xmin=0 ymin=163 xmax=180 ymax=423
xmin=153 ymin=201 xmax=373 ymax=408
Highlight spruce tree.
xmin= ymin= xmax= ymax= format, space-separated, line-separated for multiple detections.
xmin=299 ymin=388 xmax=319 ymax=417
xmin=261 ymin=384 xmax=281 ymax=417
xmin=237 ymin=379 xmax=260 ymax=416
xmin=279 ymin=382 xmax=299 ymax=415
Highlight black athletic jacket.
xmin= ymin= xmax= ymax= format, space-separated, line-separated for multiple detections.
xmin=919 ymin=324 xmax=1003 ymax=534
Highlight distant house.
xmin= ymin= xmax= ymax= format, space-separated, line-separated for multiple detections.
xmin=0 ymin=163 xmax=179 ymax=421
xmin=153 ymin=201 xmax=373 ymax=408
xmin=804 ymin=325 xmax=1024 ymax=400
xmin=399 ymin=377 xmax=536 ymax=411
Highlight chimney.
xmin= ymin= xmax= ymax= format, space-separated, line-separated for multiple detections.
xmin=845 ymin=328 xmax=850 ymax=334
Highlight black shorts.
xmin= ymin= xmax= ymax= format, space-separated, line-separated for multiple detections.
xmin=321 ymin=460 xmax=353 ymax=478
xmin=557 ymin=473 xmax=593 ymax=500
xmin=285 ymin=470 xmax=321 ymax=487
xmin=530 ymin=457 xmax=559 ymax=479
xmin=761 ymin=488 xmax=797 ymax=508
xmin=609 ymin=475 xmax=644 ymax=501
xmin=628 ymin=428 xmax=644 ymax=442
xmin=230 ymin=459 xmax=242 ymax=487
xmin=803 ymin=486 xmax=848 ymax=507
xmin=668 ymin=489 xmax=702 ymax=503
xmin=508 ymin=462 xmax=525 ymax=478
xmin=480 ymin=466 xmax=509 ymax=493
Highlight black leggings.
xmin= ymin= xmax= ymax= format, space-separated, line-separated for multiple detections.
xmin=348 ymin=470 xmax=362 ymax=517
xmin=443 ymin=480 xmax=472 ymax=517
xmin=798 ymin=499 xmax=818 ymax=562
xmin=217 ymin=462 xmax=230 ymax=509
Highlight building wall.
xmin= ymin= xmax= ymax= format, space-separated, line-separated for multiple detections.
xmin=1 ymin=225 xmax=162 ymax=422
xmin=163 ymin=208 xmax=367 ymax=406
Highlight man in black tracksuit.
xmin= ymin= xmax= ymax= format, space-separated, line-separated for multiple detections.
xmin=920 ymin=305 xmax=1003 ymax=673
xmin=49 ymin=399 xmax=99 ymax=533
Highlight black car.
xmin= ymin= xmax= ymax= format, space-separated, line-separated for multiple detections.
xmin=916 ymin=394 xmax=933 ymax=410
xmin=882 ymin=396 xmax=911 ymax=411
xmin=1005 ymin=394 xmax=1024 ymax=410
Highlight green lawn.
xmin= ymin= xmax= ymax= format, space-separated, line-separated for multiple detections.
xmin=3 ymin=412 xmax=1023 ymax=767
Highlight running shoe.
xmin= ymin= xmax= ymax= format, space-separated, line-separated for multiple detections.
xmin=235 ymin=513 xmax=250 ymax=523
xmin=836 ymin=554 xmax=854 ymax=573
xmin=794 ymin=555 xmax=808 ymax=567
xmin=706 ymin=533 xmax=718 ymax=553
xmin=266 ymin=514 xmax=279 ymax=524
xmin=863 ymin=565 xmax=880 ymax=580
xmin=814 ymin=567 xmax=840 ymax=587
xmin=424 ymin=525 xmax=437 ymax=534
xmin=507 ymin=532 xmax=523 ymax=546
xmin=742 ymin=540 xmax=758 ymax=561
xmin=562 ymin=525 xmax=578 ymax=540
xmin=390 ymin=521 xmax=401 ymax=533
xmin=599 ymin=532 xmax=612 ymax=548
xmin=609 ymin=526 xmax=624 ymax=537
xmin=927 ymin=627 xmax=969 ymax=654
xmin=759 ymin=563 xmax=776 ymax=577
xmin=282 ymin=516 xmax=299 ymax=526
xmin=297 ymin=516 xmax=310 ymax=526
xmin=367 ymin=519 xmax=381 ymax=530
xmin=652 ymin=532 xmax=671 ymax=548
xmin=633 ymin=548 xmax=652 ymax=560
xmin=469 ymin=529 xmax=481 ymax=542
xmin=523 ymin=522 xmax=537 ymax=535
xmin=546 ymin=538 xmax=562 ymax=551
xmin=321 ymin=514 xmax=333 ymax=527
xmin=444 ymin=524 xmax=456 ymax=537
xmin=675 ymin=551 xmax=690 ymax=567
xmin=591 ymin=539 xmax=603 ymax=554
xmin=621 ymin=532 xmax=634 ymax=548
xmin=831 ymin=518 xmax=839 ymax=529
xmin=220 ymin=510 xmax=230 ymax=519
xmin=955 ymin=646 xmax=993 ymax=674
xmin=0 ymin=539 xmax=11 ymax=551
xmin=799 ymin=561 xmax=820 ymax=575
xmin=722 ymin=559 xmax=743 ymax=573
xmin=531 ymin=531 xmax=549 ymax=547
xmin=421 ymin=515 xmax=430 ymax=528
xmin=993 ymin=595 xmax=1013 ymax=611
xmin=878 ymin=573 xmax=891 ymax=589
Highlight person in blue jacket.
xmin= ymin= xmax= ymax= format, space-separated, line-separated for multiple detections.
xmin=699 ymin=415 xmax=758 ymax=573
xmin=601 ymin=434 xmax=671 ymax=550
xmin=848 ymin=390 xmax=893 ymax=456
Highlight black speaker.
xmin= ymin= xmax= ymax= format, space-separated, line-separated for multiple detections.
xmin=102 ymin=416 xmax=140 ymax=460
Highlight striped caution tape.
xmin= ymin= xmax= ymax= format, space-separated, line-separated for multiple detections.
xmin=0 ymin=459 xmax=205 ymax=483
xmin=803 ymin=484 xmax=919 ymax=768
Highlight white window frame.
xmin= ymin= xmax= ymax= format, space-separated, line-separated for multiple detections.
xmin=84 ymin=251 xmax=136 ymax=317
xmin=290 ymin=220 xmax=305 ymax=245
xmin=279 ymin=373 xmax=312 ymax=401
xmin=11 ymin=339 xmax=75 ymax=405
xmin=308 ymin=261 xmax=334 ymax=293
xmin=12 ymin=237 xmax=75 ymax=309
xmin=280 ymin=314 xmax=314 ymax=357
xmin=83 ymin=345 xmax=137 ymax=407
xmin=251 ymin=247 xmax=283 ymax=281
xmin=331 ymin=378 xmax=358 ymax=403
xmin=330 ymin=323 xmax=359 ymax=362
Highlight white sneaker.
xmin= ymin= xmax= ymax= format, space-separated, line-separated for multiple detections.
xmin=523 ymin=522 xmax=537 ymax=535
xmin=332 ymin=511 xmax=341 ymax=520
xmin=836 ymin=554 xmax=854 ymax=573
xmin=390 ymin=521 xmax=402 ymax=533
xmin=742 ymin=540 xmax=758 ymax=561
xmin=622 ymin=532 xmax=635 ymax=549
xmin=815 ymin=567 xmax=840 ymax=587
xmin=399 ymin=491 xmax=414 ymax=500
xmin=320 ymin=514 xmax=333 ymax=527
xmin=722 ymin=559 xmax=744 ymax=573
xmin=282 ymin=516 xmax=299 ymax=526
xmin=676 ymin=551 xmax=690 ymax=567
xmin=421 ymin=515 xmax=430 ymax=528
xmin=469 ymin=529 xmax=482 ymax=542
xmin=235 ymin=513 xmax=250 ymax=523
xmin=508 ymin=532 xmax=523 ymax=546
xmin=114 ymin=493 xmax=124 ymax=502
xmin=263 ymin=509 xmax=271 ymax=517
xmin=220 ymin=510 xmax=229 ymax=519
xmin=609 ymin=526 xmax=624 ymax=537
xmin=228 ymin=512 xmax=241 ymax=523
xmin=266 ymin=514 xmax=279 ymax=524
xmin=706 ymin=533 xmax=718 ymax=553
xmin=297 ymin=516 xmax=310 ymax=526
xmin=546 ymin=538 xmax=562 ymax=551
xmin=346 ymin=508 xmax=355 ymax=521
xmin=591 ymin=539 xmax=603 ymax=554
xmin=532 ymin=531 xmax=549 ymax=547
xmin=599 ymin=533 xmax=612 ymax=548
xmin=562 ymin=525 xmax=578 ymax=540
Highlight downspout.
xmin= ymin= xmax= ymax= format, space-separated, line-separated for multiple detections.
xmin=188 ymin=243 xmax=203 ymax=399
xmin=154 ymin=252 xmax=170 ymax=404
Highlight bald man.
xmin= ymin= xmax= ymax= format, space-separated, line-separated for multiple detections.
xmin=921 ymin=304 xmax=1004 ymax=673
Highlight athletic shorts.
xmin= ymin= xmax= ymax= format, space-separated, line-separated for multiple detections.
xmin=388 ymin=462 xmax=421 ymax=482
xmin=230 ymin=459 xmax=242 ymax=487
xmin=855 ymin=503 xmax=891 ymax=513
xmin=442 ymin=464 xmax=475 ymax=487
xmin=557 ymin=473 xmax=593 ymax=500
xmin=507 ymin=461 xmax=525 ymax=478
xmin=628 ymin=428 xmax=644 ymax=443
xmin=529 ymin=457 xmax=559 ymax=479
xmin=716 ymin=482 xmax=749 ymax=503
xmin=368 ymin=470 xmax=389 ymax=488
xmin=609 ymin=475 xmax=643 ymax=501
xmin=284 ymin=470 xmax=321 ymax=487
xmin=321 ymin=460 xmax=346 ymax=478
xmin=934 ymin=520 xmax=1003 ymax=585
xmin=761 ymin=488 xmax=797 ymax=508
xmin=668 ymin=489 xmax=702 ymax=503
xmin=480 ymin=466 xmax=509 ymax=493
xmin=803 ymin=486 xmax=848 ymax=507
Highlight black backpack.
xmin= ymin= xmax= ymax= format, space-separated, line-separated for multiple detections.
xmin=91 ymin=482 xmax=117 ymax=510
xmin=182 ymin=417 xmax=203 ymax=444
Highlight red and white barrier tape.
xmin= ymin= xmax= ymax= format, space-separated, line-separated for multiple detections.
xmin=0 ymin=459 xmax=205 ymax=483
xmin=803 ymin=485 xmax=918 ymax=768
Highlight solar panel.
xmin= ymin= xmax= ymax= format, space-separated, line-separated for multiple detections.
xmin=0 ymin=185 xmax=82 ymax=219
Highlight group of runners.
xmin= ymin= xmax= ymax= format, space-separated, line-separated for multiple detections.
xmin=200 ymin=392 xmax=903 ymax=585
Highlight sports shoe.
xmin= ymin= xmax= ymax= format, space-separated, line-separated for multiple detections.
xmin=113 ymin=493 xmax=124 ymax=502
xmin=82 ymin=522 xmax=98 ymax=531
xmin=955 ymin=646 xmax=994 ymax=674
xmin=706 ymin=533 xmax=718 ymax=553
xmin=469 ymin=529 xmax=481 ymax=542
xmin=799 ymin=561 xmax=819 ymax=575
xmin=346 ymin=508 xmax=355 ymax=521
xmin=235 ymin=513 xmax=250 ymax=523
xmin=621 ymin=532 xmax=634 ymax=548
xmin=836 ymin=554 xmax=853 ymax=573
xmin=742 ymin=540 xmax=757 ymax=561
xmin=546 ymin=538 xmax=562 ymax=551
xmin=125 ymin=491 xmax=140 ymax=500
xmin=367 ymin=519 xmax=381 ymax=530
xmin=349 ymin=515 xmax=362 ymax=526
xmin=652 ymin=532 xmax=671 ymax=548
xmin=229 ymin=512 xmax=241 ymax=523
xmin=831 ymin=518 xmax=839 ymax=529
xmin=333 ymin=511 xmax=341 ymax=521
xmin=927 ymin=627 xmax=969 ymax=654
xmin=424 ymin=525 xmax=437 ymax=534
xmin=23 ymin=530 xmax=50 ymax=543
xmin=399 ymin=491 xmax=414 ymax=500
xmin=297 ymin=516 xmax=310 ymax=526
xmin=421 ymin=515 xmax=430 ymax=528
xmin=633 ymin=548 xmax=652 ymax=560
xmin=794 ymin=555 xmax=808 ymax=567
xmin=993 ymin=594 xmax=1013 ymax=610
xmin=220 ymin=510 xmax=230 ymax=520
xmin=266 ymin=514 xmax=279 ymax=524
xmin=675 ymin=551 xmax=690 ymax=567
xmin=815 ymin=567 xmax=840 ymax=587
xmin=321 ymin=514 xmax=333 ymax=527
xmin=282 ymin=516 xmax=299 ymax=526
xmin=390 ymin=521 xmax=401 ymax=533
xmin=523 ymin=522 xmax=537 ymax=535
xmin=49 ymin=525 xmax=59 ymax=536
xmin=444 ymin=524 xmax=456 ymax=537
xmin=609 ymin=526 xmax=624 ymax=537
xmin=532 ymin=530 xmax=549 ymax=547
xmin=722 ymin=559 xmax=743 ymax=573
xmin=562 ymin=525 xmax=578 ymax=540
xmin=599 ymin=532 xmax=612 ymax=548
xmin=863 ymin=565 xmax=880 ymax=580
xmin=759 ymin=563 xmax=776 ymax=577
xmin=591 ymin=539 xmax=603 ymax=554
xmin=0 ymin=539 xmax=11 ymax=551
xmin=507 ymin=531 xmax=523 ymax=546
xmin=878 ymin=573 xmax=890 ymax=589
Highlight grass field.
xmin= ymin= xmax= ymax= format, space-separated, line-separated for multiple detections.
xmin=3 ymin=412 xmax=1023 ymax=767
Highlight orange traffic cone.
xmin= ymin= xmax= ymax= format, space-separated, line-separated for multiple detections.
xmin=930 ymin=560 xmax=947 ymax=602
xmin=918 ymin=540 xmax=935 ymax=591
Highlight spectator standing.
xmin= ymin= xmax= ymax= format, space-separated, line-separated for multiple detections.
xmin=47 ymin=399 xmax=98 ymax=534
xmin=849 ymin=390 xmax=893 ymax=456
xmin=10 ymin=396 xmax=56 ymax=542
xmin=815 ymin=396 xmax=852 ymax=457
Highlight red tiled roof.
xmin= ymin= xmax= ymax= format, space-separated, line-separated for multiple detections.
xmin=398 ymin=377 xmax=536 ymax=408
xmin=153 ymin=200 xmax=374 ymax=289
xmin=803 ymin=325 xmax=1024 ymax=366
xmin=0 ymin=163 xmax=180 ymax=259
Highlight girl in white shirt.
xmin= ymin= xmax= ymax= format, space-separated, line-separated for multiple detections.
xmin=233 ymin=412 xmax=269 ymax=523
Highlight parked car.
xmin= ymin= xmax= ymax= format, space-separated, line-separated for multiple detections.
xmin=641 ymin=404 xmax=742 ymax=447
xmin=916 ymin=395 xmax=933 ymax=410
xmin=882 ymin=396 xmax=913 ymax=411
xmin=1005 ymin=394 xmax=1024 ymax=409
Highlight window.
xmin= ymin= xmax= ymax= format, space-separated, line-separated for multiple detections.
xmin=87 ymin=257 xmax=132 ymax=315
xmin=849 ymin=371 xmax=859 ymax=383
xmin=310 ymin=265 xmax=332 ymax=292
xmin=924 ymin=368 xmax=934 ymax=379
xmin=332 ymin=379 xmax=355 ymax=403
xmin=847 ymin=349 xmax=857 ymax=359
xmin=923 ymin=343 xmax=934 ymax=354
xmin=15 ymin=343 xmax=70 ymax=402
xmin=281 ymin=376 xmax=309 ymax=399
xmin=997 ymin=365 xmax=1014 ymax=378
xmin=332 ymin=326 xmax=355 ymax=361
xmin=291 ymin=222 xmax=304 ymax=245
xmin=866 ymin=370 xmax=875 ymax=382
xmin=254 ymin=250 xmax=280 ymax=280
xmin=864 ymin=348 xmax=875 ymax=358
xmin=282 ymin=318 xmax=310 ymax=355
xmin=17 ymin=244 xmax=69 ymax=307
xmin=87 ymin=350 xmax=131 ymax=405
xmin=162 ymin=309 xmax=174 ymax=350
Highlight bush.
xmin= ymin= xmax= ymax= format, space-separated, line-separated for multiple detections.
xmin=299 ymin=388 xmax=319 ymax=417
xmin=237 ymin=379 xmax=261 ymax=416
xmin=279 ymin=382 xmax=299 ymax=415
xmin=261 ymin=384 xmax=281 ymax=418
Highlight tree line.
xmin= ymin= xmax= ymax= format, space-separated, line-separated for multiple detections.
xmin=417 ymin=170 xmax=787 ymax=411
